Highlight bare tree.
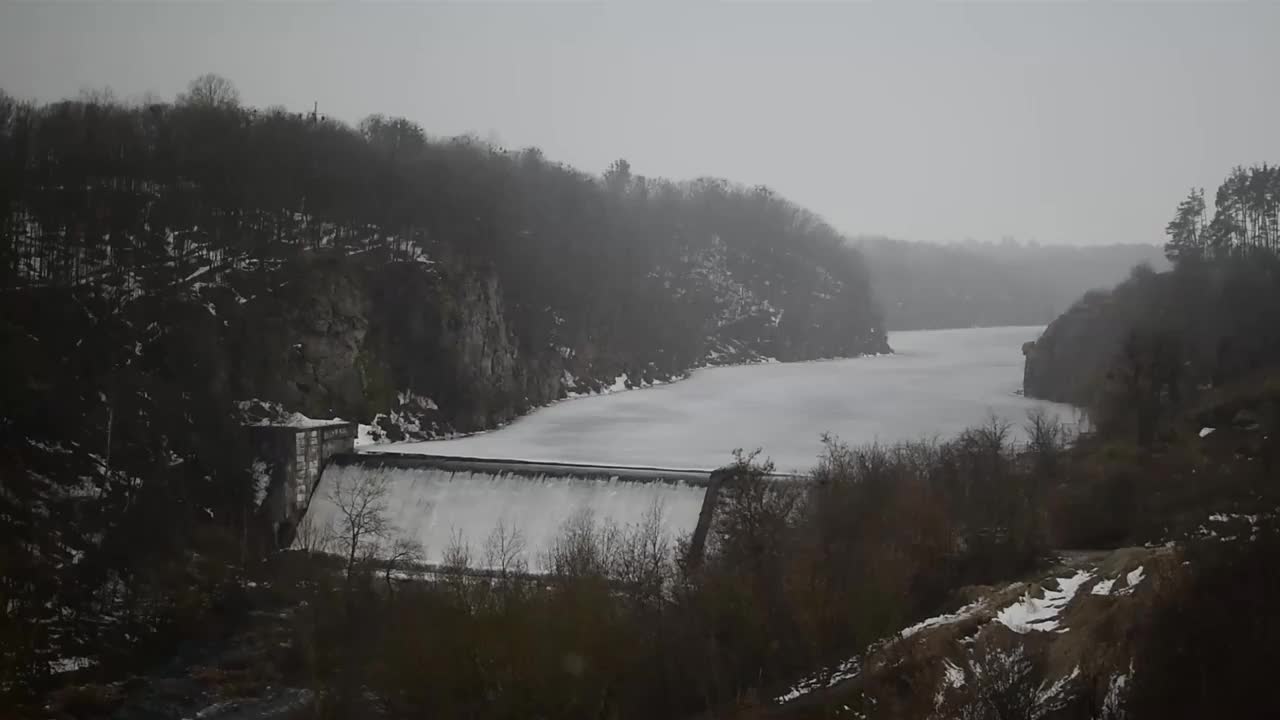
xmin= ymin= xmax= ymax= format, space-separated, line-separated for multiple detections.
xmin=545 ymin=506 xmax=622 ymax=579
xmin=78 ymin=86 xmax=118 ymax=107
xmin=1024 ymin=408 xmax=1067 ymax=478
xmin=326 ymin=470 xmax=393 ymax=583
xmin=293 ymin=511 xmax=334 ymax=554
xmin=483 ymin=518 xmax=528 ymax=578
xmin=614 ymin=499 xmax=671 ymax=599
xmin=380 ymin=536 xmax=425 ymax=593
xmin=442 ymin=528 xmax=472 ymax=572
xmin=178 ymin=73 xmax=240 ymax=109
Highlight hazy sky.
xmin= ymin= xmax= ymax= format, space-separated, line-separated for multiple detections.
xmin=2 ymin=2 xmax=1277 ymax=247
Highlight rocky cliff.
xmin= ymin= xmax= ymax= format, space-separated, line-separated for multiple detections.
xmin=1021 ymin=289 xmax=1129 ymax=406
xmin=1023 ymin=260 xmax=1280 ymax=409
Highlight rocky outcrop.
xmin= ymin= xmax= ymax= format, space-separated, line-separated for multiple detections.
xmin=188 ymin=238 xmax=891 ymax=440
xmin=1022 ymin=290 xmax=1125 ymax=406
xmin=199 ymin=245 xmax=887 ymax=441
xmin=213 ymin=254 xmax=540 ymax=435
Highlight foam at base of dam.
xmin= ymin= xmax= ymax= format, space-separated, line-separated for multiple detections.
xmin=304 ymin=458 xmax=710 ymax=570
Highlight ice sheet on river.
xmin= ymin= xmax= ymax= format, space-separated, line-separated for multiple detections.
xmin=370 ymin=327 xmax=1075 ymax=471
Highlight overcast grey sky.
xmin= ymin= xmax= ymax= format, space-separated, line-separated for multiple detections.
xmin=2 ymin=1 xmax=1277 ymax=246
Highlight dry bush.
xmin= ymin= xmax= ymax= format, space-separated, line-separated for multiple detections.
xmin=1025 ymin=407 xmax=1070 ymax=479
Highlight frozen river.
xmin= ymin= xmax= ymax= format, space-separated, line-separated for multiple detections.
xmin=369 ymin=326 xmax=1075 ymax=473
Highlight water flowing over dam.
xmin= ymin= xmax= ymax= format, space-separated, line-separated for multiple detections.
xmin=304 ymin=454 xmax=715 ymax=569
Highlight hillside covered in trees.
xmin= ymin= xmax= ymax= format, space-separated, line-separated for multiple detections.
xmin=0 ymin=76 xmax=888 ymax=428
xmin=856 ymin=236 xmax=1167 ymax=331
xmin=5 ymin=77 xmax=1280 ymax=720
xmin=1025 ymin=164 xmax=1280 ymax=418
xmin=0 ymin=76 xmax=887 ymax=701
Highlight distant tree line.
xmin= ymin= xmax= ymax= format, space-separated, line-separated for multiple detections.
xmin=856 ymin=236 xmax=1167 ymax=331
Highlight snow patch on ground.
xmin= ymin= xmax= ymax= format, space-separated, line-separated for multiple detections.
xmin=49 ymin=656 xmax=95 ymax=674
xmin=942 ymin=658 xmax=965 ymax=689
xmin=935 ymin=657 xmax=966 ymax=707
xmin=1116 ymin=566 xmax=1145 ymax=595
xmin=775 ymin=656 xmax=861 ymax=704
xmin=1037 ymin=665 xmax=1080 ymax=709
xmin=900 ymin=599 xmax=987 ymax=639
xmin=1209 ymin=512 xmax=1259 ymax=525
xmin=995 ymin=570 xmax=1092 ymax=633
xmin=778 ymin=599 xmax=989 ymax=705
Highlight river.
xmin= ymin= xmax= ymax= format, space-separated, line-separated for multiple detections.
xmin=368 ymin=326 xmax=1075 ymax=473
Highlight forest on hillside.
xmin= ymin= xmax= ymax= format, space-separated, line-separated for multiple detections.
xmin=0 ymin=75 xmax=889 ymax=704
xmin=0 ymin=76 xmax=885 ymax=370
xmin=856 ymin=236 xmax=1167 ymax=330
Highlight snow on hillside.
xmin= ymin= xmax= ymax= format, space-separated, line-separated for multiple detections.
xmin=771 ymin=544 xmax=1180 ymax=713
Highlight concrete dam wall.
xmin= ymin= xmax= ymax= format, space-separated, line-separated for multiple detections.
xmin=304 ymin=453 xmax=717 ymax=569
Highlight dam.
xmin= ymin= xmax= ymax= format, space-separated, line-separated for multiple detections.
xmin=302 ymin=453 xmax=730 ymax=570
xmin=278 ymin=328 xmax=1074 ymax=571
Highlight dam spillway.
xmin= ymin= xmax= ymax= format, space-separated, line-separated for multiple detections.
xmin=304 ymin=453 xmax=715 ymax=570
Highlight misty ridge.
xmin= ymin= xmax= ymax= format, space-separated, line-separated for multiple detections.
xmin=2 ymin=4 xmax=1280 ymax=716
xmin=856 ymin=236 xmax=1168 ymax=330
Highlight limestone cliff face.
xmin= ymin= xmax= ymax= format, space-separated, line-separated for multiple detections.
xmin=223 ymin=255 xmax=543 ymax=435
xmin=208 ymin=245 xmax=889 ymax=440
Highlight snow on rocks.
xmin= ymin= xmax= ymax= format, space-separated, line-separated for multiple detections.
xmin=995 ymin=570 xmax=1093 ymax=634
xmin=397 ymin=390 xmax=438 ymax=411
xmin=1090 ymin=577 xmax=1117 ymax=596
xmin=237 ymin=399 xmax=350 ymax=428
xmin=251 ymin=460 xmax=272 ymax=508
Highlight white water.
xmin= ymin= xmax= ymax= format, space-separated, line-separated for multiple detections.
xmin=307 ymin=463 xmax=707 ymax=568
xmin=373 ymin=326 xmax=1071 ymax=472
